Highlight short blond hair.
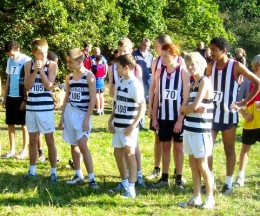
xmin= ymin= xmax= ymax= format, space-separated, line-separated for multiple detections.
xmin=185 ymin=52 xmax=207 ymax=72
xmin=31 ymin=38 xmax=48 ymax=53
xmin=67 ymin=48 xmax=84 ymax=62
xmin=252 ymin=54 xmax=260 ymax=72
xmin=118 ymin=37 xmax=134 ymax=49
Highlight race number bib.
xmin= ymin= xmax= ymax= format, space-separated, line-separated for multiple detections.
xmin=31 ymin=84 xmax=44 ymax=94
xmin=213 ymin=91 xmax=223 ymax=102
xmin=163 ymin=89 xmax=177 ymax=100
xmin=116 ymin=102 xmax=127 ymax=114
xmin=70 ymin=91 xmax=82 ymax=101
xmin=10 ymin=66 xmax=20 ymax=75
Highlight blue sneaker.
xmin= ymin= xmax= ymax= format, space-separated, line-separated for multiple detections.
xmin=108 ymin=183 xmax=124 ymax=194
xmin=24 ymin=171 xmax=37 ymax=179
xmin=50 ymin=173 xmax=58 ymax=183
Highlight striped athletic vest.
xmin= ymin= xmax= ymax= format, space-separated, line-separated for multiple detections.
xmin=158 ymin=66 xmax=183 ymax=120
xmin=68 ymin=71 xmax=90 ymax=112
xmin=26 ymin=60 xmax=54 ymax=112
xmin=211 ymin=59 xmax=239 ymax=124
xmin=184 ymin=77 xmax=214 ymax=133
xmin=114 ymin=77 xmax=139 ymax=128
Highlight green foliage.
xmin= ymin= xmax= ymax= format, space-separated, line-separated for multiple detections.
xmin=0 ymin=0 xmax=259 ymax=82
xmin=164 ymin=0 xmax=233 ymax=51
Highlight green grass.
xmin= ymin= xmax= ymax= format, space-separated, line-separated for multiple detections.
xmin=0 ymin=91 xmax=260 ymax=216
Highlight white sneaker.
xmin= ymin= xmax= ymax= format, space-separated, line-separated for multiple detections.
xmin=66 ymin=175 xmax=84 ymax=184
xmin=233 ymin=175 xmax=245 ymax=187
xmin=178 ymin=197 xmax=202 ymax=208
xmin=146 ymin=169 xmax=160 ymax=180
xmin=202 ymin=197 xmax=215 ymax=209
xmin=120 ymin=187 xmax=136 ymax=198
xmin=89 ymin=180 xmax=99 ymax=189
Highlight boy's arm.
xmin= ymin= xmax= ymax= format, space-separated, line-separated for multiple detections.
xmin=180 ymin=77 xmax=210 ymax=115
xmin=83 ymin=72 xmax=97 ymax=131
xmin=2 ymin=75 xmax=9 ymax=108
xmin=24 ymin=61 xmax=37 ymax=90
xmin=233 ymin=63 xmax=260 ymax=108
xmin=108 ymin=64 xmax=114 ymax=97
xmin=39 ymin=61 xmax=57 ymax=91
xmin=152 ymin=69 xmax=160 ymax=130
xmin=174 ymin=69 xmax=190 ymax=133
xmin=148 ymin=58 xmax=158 ymax=117
xmin=59 ymin=75 xmax=70 ymax=130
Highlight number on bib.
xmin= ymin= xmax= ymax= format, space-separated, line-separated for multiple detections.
xmin=11 ymin=66 xmax=20 ymax=75
xmin=70 ymin=92 xmax=82 ymax=101
xmin=213 ymin=91 xmax=223 ymax=102
xmin=116 ymin=103 xmax=127 ymax=114
xmin=163 ymin=89 xmax=177 ymax=100
xmin=31 ymin=84 xmax=44 ymax=94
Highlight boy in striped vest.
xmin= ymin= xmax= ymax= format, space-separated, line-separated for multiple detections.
xmin=24 ymin=38 xmax=58 ymax=182
xmin=206 ymin=37 xmax=260 ymax=195
xmin=108 ymin=54 xmax=146 ymax=198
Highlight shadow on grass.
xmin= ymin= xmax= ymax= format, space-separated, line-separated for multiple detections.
xmin=0 ymin=171 xmax=193 ymax=207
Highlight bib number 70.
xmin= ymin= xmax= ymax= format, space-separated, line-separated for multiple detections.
xmin=163 ymin=89 xmax=177 ymax=100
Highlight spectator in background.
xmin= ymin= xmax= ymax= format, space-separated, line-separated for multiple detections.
xmin=196 ymin=41 xmax=206 ymax=58
xmin=132 ymin=38 xmax=153 ymax=102
xmin=2 ymin=40 xmax=30 ymax=159
xmin=235 ymin=48 xmax=247 ymax=66
xmin=92 ymin=55 xmax=107 ymax=115
xmin=205 ymin=48 xmax=213 ymax=63
xmin=83 ymin=42 xmax=92 ymax=71
xmin=91 ymin=47 xmax=107 ymax=65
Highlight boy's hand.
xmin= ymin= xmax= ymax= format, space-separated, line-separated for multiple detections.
xmin=108 ymin=121 xmax=114 ymax=133
xmin=124 ymin=125 xmax=134 ymax=137
xmin=152 ymin=119 xmax=159 ymax=130
xmin=82 ymin=117 xmax=90 ymax=131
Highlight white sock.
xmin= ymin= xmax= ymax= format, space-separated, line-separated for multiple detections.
xmin=97 ymin=109 xmax=100 ymax=113
xmin=121 ymin=179 xmax=129 ymax=188
xmin=137 ymin=170 xmax=143 ymax=178
xmin=75 ymin=169 xmax=84 ymax=179
xmin=238 ymin=170 xmax=245 ymax=178
xmin=88 ymin=172 xmax=95 ymax=182
xmin=29 ymin=166 xmax=36 ymax=175
xmin=51 ymin=168 xmax=57 ymax=175
xmin=226 ymin=176 xmax=233 ymax=189
xmin=211 ymin=171 xmax=215 ymax=184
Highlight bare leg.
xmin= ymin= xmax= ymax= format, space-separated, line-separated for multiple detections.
xmin=154 ymin=132 xmax=162 ymax=167
xmin=78 ymin=136 xmax=94 ymax=173
xmin=173 ymin=141 xmax=183 ymax=175
xmin=189 ymin=155 xmax=201 ymax=198
xmin=238 ymin=144 xmax=251 ymax=172
xmin=198 ymin=157 xmax=213 ymax=197
xmin=114 ymin=148 xmax=128 ymax=179
xmin=29 ymin=132 xmax=39 ymax=166
xmin=208 ymin=130 xmax=218 ymax=171
xmin=135 ymin=142 xmax=141 ymax=172
xmin=222 ymin=126 xmax=236 ymax=176
xmin=100 ymin=93 xmax=104 ymax=112
xmin=45 ymin=132 xmax=57 ymax=168
xmin=71 ymin=146 xmax=81 ymax=170
xmin=125 ymin=145 xmax=137 ymax=183
xmin=162 ymin=141 xmax=172 ymax=173
xmin=96 ymin=93 xmax=100 ymax=112
xmin=21 ymin=125 xmax=29 ymax=152
xmin=8 ymin=125 xmax=15 ymax=153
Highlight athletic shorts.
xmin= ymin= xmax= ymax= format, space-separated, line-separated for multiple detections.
xmin=212 ymin=122 xmax=237 ymax=132
xmin=96 ymin=88 xmax=105 ymax=93
xmin=26 ymin=110 xmax=55 ymax=134
xmin=158 ymin=119 xmax=183 ymax=142
xmin=5 ymin=96 xmax=26 ymax=125
xmin=112 ymin=127 xmax=139 ymax=148
xmin=62 ymin=103 xmax=91 ymax=146
xmin=183 ymin=132 xmax=213 ymax=158
xmin=242 ymin=128 xmax=260 ymax=145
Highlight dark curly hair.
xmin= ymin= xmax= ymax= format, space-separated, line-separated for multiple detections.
xmin=4 ymin=40 xmax=20 ymax=52
xmin=210 ymin=37 xmax=229 ymax=51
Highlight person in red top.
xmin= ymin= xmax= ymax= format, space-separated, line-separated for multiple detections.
xmin=92 ymin=55 xmax=107 ymax=115
xmin=83 ymin=42 xmax=92 ymax=71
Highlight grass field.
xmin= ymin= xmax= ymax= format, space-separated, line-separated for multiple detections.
xmin=0 ymin=91 xmax=259 ymax=216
